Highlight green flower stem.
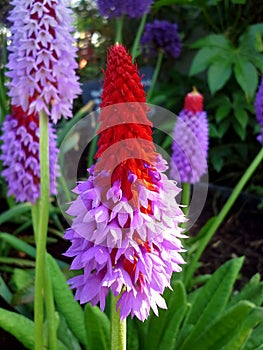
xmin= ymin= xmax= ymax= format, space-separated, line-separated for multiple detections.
xmin=147 ymin=50 xmax=164 ymax=102
xmin=131 ymin=13 xmax=147 ymax=62
xmin=115 ymin=15 xmax=124 ymax=43
xmin=44 ymin=261 xmax=57 ymax=350
xmin=34 ymin=110 xmax=50 ymax=350
xmin=32 ymin=204 xmax=57 ymax=350
xmin=184 ymin=146 xmax=263 ymax=288
xmin=181 ymin=182 xmax=191 ymax=217
xmin=111 ymin=294 xmax=126 ymax=350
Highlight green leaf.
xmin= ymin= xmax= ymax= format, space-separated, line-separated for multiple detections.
xmin=228 ymin=274 xmax=263 ymax=308
xmin=231 ymin=0 xmax=246 ymax=3
xmin=211 ymin=151 xmax=224 ymax=172
xmin=215 ymin=101 xmax=232 ymax=122
xmin=208 ymin=60 xmax=232 ymax=94
xmin=181 ymin=257 xmax=244 ymax=350
xmin=232 ymin=119 xmax=246 ymax=140
xmin=0 ymin=308 xmax=35 ymax=349
xmin=188 ymin=301 xmax=256 ymax=350
xmin=0 ymin=232 xmax=36 ymax=258
xmin=243 ymin=321 xmax=263 ymax=350
xmin=127 ymin=317 xmax=139 ymax=350
xmin=147 ymin=280 xmax=187 ymax=349
xmin=234 ymin=59 xmax=258 ymax=99
xmin=47 ymin=254 xmax=87 ymax=347
xmin=57 ymin=314 xmax=83 ymax=350
xmin=189 ymin=47 xmax=220 ymax=75
xmin=221 ymin=307 xmax=263 ymax=350
xmin=234 ymin=106 xmax=249 ymax=129
xmin=84 ymin=304 xmax=110 ymax=350
xmin=191 ymin=34 xmax=232 ymax=50
xmin=0 ymin=203 xmax=31 ymax=226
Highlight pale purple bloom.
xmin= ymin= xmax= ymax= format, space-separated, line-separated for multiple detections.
xmin=141 ymin=20 xmax=182 ymax=58
xmin=255 ymin=77 xmax=263 ymax=144
xmin=0 ymin=105 xmax=59 ymax=204
xmin=96 ymin=0 xmax=153 ymax=18
xmin=64 ymin=161 xmax=186 ymax=321
xmin=170 ymin=109 xmax=209 ymax=184
xmin=6 ymin=0 xmax=81 ymax=123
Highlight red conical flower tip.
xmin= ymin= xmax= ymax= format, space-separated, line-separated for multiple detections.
xmin=184 ymin=87 xmax=203 ymax=113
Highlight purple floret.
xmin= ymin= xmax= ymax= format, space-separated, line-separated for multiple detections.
xmin=0 ymin=109 xmax=59 ymax=204
xmin=141 ymin=20 xmax=182 ymax=58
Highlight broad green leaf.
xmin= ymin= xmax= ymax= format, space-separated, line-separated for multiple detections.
xmin=234 ymin=59 xmax=258 ymax=99
xmin=189 ymin=47 xmax=220 ymax=76
xmin=208 ymin=60 xmax=232 ymax=94
xmin=191 ymin=34 xmax=232 ymax=50
xmin=47 ymin=254 xmax=87 ymax=347
xmin=84 ymin=304 xmax=110 ymax=350
xmin=231 ymin=0 xmax=246 ymax=3
xmin=187 ymin=301 xmax=255 ymax=350
xmin=181 ymin=257 xmax=244 ymax=349
xmin=0 ymin=308 xmax=35 ymax=349
xmin=221 ymin=307 xmax=263 ymax=350
xmin=243 ymin=321 xmax=263 ymax=350
xmin=147 ymin=280 xmax=187 ymax=349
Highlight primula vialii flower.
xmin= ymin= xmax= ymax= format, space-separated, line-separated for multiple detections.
xmin=64 ymin=44 xmax=186 ymax=321
xmin=6 ymin=0 xmax=81 ymax=123
xmin=255 ymin=77 xmax=263 ymax=144
xmin=0 ymin=104 xmax=59 ymax=203
xmin=96 ymin=0 xmax=153 ymax=18
xmin=141 ymin=20 xmax=182 ymax=58
xmin=170 ymin=88 xmax=209 ymax=184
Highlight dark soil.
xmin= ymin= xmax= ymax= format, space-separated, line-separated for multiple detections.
xmin=0 ymin=184 xmax=262 ymax=348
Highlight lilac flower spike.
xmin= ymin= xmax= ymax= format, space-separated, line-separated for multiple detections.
xmin=255 ymin=77 xmax=263 ymax=144
xmin=0 ymin=104 xmax=59 ymax=204
xmin=141 ymin=20 xmax=182 ymax=58
xmin=170 ymin=88 xmax=209 ymax=184
xmin=96 ymin=0 xmax=153 ymax=18
xmin=6 ymin=0 xmax=81 ymax=123
xmin=64 ymin=44 xmax=186 ymax=322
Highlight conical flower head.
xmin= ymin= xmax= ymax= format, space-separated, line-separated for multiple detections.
xmin=97 ymin=0 xmax=153 ymax=18
xmin=255 ymin=77 xmax=263 ymax=144
xmin=0 ymin=103 xmax=59 ymax=203
xmin=170 ymin=88 xmax=209 ymax=184
xmin=64 ymin=44 xmax=186 ymax=321
xmin=6 ymin=0 xmax=81 ymax=123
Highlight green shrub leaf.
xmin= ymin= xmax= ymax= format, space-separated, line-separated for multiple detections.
xmin=208 ymin=60 xmax=232 ymax=94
